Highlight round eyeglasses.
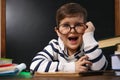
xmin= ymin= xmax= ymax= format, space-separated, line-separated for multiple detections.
xmin=56 ymin=23 xmax=87 ymax=35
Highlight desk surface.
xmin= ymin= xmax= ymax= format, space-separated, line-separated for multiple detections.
xmin=0 ymin=71 xmax=120 ymax=80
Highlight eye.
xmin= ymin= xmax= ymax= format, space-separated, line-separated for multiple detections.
xmin=75 ymin=23 xmax=84 ymax=27
xmin=62 ymin=24 xmax=70 ymax=27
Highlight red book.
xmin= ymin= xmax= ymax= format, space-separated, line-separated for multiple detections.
xmin=0 ymin=64 xmax=14 ymax=67
xmin=0 ymin=64 xmax=16 ymax=72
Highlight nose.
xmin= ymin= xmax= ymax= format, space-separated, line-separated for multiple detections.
xmin=70 ymin=27 xmax=76 ymax=33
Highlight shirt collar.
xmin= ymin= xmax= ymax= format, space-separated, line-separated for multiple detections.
xmin=58 ymin=37 xmax=84 ymax=56
xmin=58 ymin=37 xmax=65 ymax=51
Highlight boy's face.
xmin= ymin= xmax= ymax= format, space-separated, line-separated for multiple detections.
xmin=55 ymin=16 xmax=86 ymax=52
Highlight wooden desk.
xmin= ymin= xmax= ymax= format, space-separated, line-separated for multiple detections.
xmin=0 ymin=71 xmax=120 ymax=80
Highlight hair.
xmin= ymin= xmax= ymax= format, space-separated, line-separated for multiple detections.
xmin=56 ymin=3 xmax=87 ymax=26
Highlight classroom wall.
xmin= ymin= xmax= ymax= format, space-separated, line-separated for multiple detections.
xmin=6 ymin=0 xmax=115 ymax=70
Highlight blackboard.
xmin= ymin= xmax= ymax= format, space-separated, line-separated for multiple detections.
xmin=6 ymin=0 xmax=115 ymax=70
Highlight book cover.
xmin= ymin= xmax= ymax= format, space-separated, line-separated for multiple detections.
xmin=98 ymin=36 xmax=120 ymax=48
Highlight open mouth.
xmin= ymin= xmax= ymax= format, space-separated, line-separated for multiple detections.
xmin=68 ymin=37 xmax=78 ymax=41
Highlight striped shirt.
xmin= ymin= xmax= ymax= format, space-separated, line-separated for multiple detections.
xmin=30 ymin=32 xmax=108 ymax=73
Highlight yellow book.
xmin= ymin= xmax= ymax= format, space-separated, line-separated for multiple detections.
xmin=98 ymin=36 xmax=120 ymax=48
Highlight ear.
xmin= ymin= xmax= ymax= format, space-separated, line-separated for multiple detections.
xmin=54 ymin=27 xmax=60 ymax=37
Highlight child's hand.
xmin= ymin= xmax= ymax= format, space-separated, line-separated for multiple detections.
xmin=85 ymin=21 xmax=95 ymax=33
xmin=75 ymin=55 xmax=92 ymax=73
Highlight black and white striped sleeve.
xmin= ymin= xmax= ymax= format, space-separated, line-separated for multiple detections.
xmin=83 ymin=32 xmax=108 ymax=71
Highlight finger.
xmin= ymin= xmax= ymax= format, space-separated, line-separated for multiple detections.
xmin=86 ymin=21 xmax=95 ymax=30
xmin=85 ymin=61 xmax=92 ymax=66
xmin=86 ymin=21 xmax=93 ymax=27
xmin=79 ymin=55 xmax=89 ymax=61
xmin=80 ymin=60 xmax=92 ymax=66
xmin=79 ymin=66 xmax=88 ymax=73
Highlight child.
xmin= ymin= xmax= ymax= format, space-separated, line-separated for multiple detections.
xmin=30 ymin=3 xmax=108 ymax=74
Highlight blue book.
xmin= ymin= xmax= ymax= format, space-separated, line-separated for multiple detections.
xmin=0 ymin=69 xmax=19 ymax=76
xmin=0 ymin=63 xmax=26 ymax=76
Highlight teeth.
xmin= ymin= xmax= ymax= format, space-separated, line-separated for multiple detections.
xmin=68 ymin=37 xmax=78 ymax=40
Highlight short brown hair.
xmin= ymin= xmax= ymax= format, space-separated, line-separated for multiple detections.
xmin=56 ymin=3 xmax=87 ymax=26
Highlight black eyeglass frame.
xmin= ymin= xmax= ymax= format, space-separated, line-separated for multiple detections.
xmin=56 ymin=23 xmax=88 ymax=35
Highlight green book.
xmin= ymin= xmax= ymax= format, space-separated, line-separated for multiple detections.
xmin=0 ymin=58 xmax=12 ymax=65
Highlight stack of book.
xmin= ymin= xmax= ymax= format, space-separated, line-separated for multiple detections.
xmin=0 ymin=58 xmax=26 ymax=76
xmin=98 ymin=36 xmax=120 ymax=70
xmin=111 ymin=44 xmax=120 ymax=76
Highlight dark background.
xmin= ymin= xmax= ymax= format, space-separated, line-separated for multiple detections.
xmin=6 ymin=0 xmax=115 ymax=70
